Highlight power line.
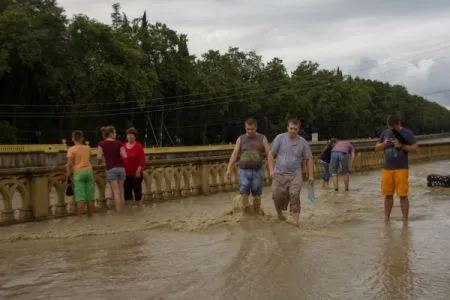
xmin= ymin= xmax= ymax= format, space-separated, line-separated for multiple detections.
xmin=2 ymin=84 xmax=449 ymax=119
xmin=3 ymin=57 xmax=450 ymax=118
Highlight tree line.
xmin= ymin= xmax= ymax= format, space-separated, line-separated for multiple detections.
xmin=1 ymin=0 xmax=449 ymax=145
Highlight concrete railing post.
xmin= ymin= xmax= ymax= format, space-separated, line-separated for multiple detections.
xmin=30 ymin=170 xmax=50 ymax=220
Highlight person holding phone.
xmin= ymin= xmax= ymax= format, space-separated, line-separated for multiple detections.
xmin=376 ymin=115 xmax=418 ymax=221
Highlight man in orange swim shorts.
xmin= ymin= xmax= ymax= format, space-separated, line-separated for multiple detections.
xmin=375 ymin=115 xmax=418 ymax=221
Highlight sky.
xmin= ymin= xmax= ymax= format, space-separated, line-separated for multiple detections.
xmin=58 ymin=0 xmax=450 ymax=110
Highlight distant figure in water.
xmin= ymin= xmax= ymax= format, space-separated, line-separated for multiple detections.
xmin=427 ymin=174 xmax=450 ymax=187
xmin=330 ymin=140 xmax=356 ymax=191
xmin=319 ymin=138 xmax=337 ymax=188
xmin=375 ymin=115 xmax=418 ymax=222
xmin=225 ymin=118 xmax=272 ymax=215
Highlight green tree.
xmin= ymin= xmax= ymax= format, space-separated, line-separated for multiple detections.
xmin=1 ymin=0 xmax=449 ymax=145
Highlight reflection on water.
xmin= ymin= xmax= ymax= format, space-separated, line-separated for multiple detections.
xmin=0 ymin=160 xmax=449 ymax=299
xmin=379 ymin=223 xmax=414 ymax=299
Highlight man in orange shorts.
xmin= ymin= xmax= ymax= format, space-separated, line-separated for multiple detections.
xmin=376 ymin=115 xmax=418 ymax=221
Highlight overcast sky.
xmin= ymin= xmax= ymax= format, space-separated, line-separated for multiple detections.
xmin=58 ymin=0 xmax=450 ymax=110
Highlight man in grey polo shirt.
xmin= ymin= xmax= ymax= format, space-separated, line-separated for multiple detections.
xmin=268 ymin=119 xmax=314 ymax=226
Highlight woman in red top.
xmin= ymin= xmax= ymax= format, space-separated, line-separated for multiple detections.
xmin=123 ymin=127 xmax=146 ymax=206
xmin=97 ymin=126 xmax=127 ymax=213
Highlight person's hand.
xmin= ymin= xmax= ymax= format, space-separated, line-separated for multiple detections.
xmin=308 ymin=176 xmax=314 ymax=185
xmin=225 ymin=169 xmax=231 ymax=178
xmin=383 ymin=139 xmax=393 ymax=148
xmin=269 ymin=169 xmax=275 ymax=179
xmin=135 ymin=167 xmax=142 ymax=178
xmin=393 ymin=139 xmax=402 ymax=149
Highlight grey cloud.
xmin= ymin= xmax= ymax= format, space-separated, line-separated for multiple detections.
xmin=137 ymin=0 xmax=450 ymax=29
xmin=420 ymin=59 xmax=450 ymax=107
xmin=57 ymin=0 xmax=450 ymax=108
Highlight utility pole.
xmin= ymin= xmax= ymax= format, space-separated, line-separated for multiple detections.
xmin=144 ymin=112 xmax=149 ymax=148
xmin=145 ymin=111 xmax=158 ymax=147
xmin=159 ymin=106 xmax=164 ymax=147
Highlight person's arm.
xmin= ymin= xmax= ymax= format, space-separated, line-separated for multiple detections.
xmin=302 ymin=143 xmax=314 ymax=180
xmin=97 ymin=145 xmax=104 ymax=165
xmin=402 ymin=144 xmax=418 ymax=153
xmin=120 ymin=146 xmax=127 ymax=159
xmin=349 ymin=147 xmax=356 ymax=170
xmin=268 ymin=135 xmax=281 ymax=177
xmin=263 ymin=136 xmax=274 ymax=174
xmin=375 ymin=132 xmax=390 ymax=151
xmin=136 ymin=144 xmax=146 ymax=177
xmin=397 ymin=131 xmax=419 ymax=153
xmin=226 ymin=137 xmax=241 ymax=174
xmin=66 ymin=148 xmax=74 ymax=180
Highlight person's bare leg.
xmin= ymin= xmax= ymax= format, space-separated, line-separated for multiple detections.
xmin=384 ymin=195 xmax=394 ymax=221
xmin=273 ymin=197 xmax=286 ymax=221
xmin=87 ymin=201 xmax=94 ymax=217
xmin=118 ymin=179 xmax=125 ymax=210
xmin=288 ymin=176 xmax=302 ymax=226
xmin=332 ymin=175 xmax=338 ymax=191
xmin=276 ymin=208 xmax=286 ymax=221
xmin=343 ymin=175 xmax=349 ymax=191
xmin=400 ymin=196 xmax=409 ymax=221
xmin=110 ymin=180 xmax=122 ymax=213
xmin=253 ymin=196 xmax=261 ymax=214
xmin=290 ymin=212 xmax=300 ymax=226
xmin=76 ymin=202 xmax=84 ymax=217
xmin=241 ymin=194 xmax=252 ymax=214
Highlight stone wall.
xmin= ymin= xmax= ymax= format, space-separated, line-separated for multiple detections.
xmin=0 ymin=141 xmax=449 ymax=226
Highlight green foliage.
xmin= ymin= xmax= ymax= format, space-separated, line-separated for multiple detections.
xmin=1 ymin=0 xmax=449 ymax=145
xmin=0 ymin=121 xmax=17 ymax=144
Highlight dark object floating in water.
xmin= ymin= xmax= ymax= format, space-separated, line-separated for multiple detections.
xmin=427 ymin=174 xmax=450 ymax=187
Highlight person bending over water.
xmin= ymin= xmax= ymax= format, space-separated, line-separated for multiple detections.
xmin=226 ymin=118 xmax=272 ymax=214
xmin=330 ymin=140 xmax=356 ymax=191
xmin=375 ymin=115 xmax=418 ymax=221
xmin=268 ymin=119 xmax=314 ymax=226
xmin=66 ymin=130 xmax=95 ymax=217
xmin=319 ymin=138 xmax=337 ymax=188
xmin=97 ymin=126 xmax=127 ymax=213
xmin=123 ymin=127 xmax=146 ymax=206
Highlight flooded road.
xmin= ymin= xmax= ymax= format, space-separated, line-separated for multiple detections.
xmin=0 ymin=160 xmax=449 ymax=299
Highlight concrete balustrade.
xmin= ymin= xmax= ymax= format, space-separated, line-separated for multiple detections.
xmin=0 ymin=132 xmax=448 ymax=169
xmin=0 ymin=140 xmax=449 ymax=226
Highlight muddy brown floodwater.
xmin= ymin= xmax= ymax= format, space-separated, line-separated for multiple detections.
xmin=0 ymin=160 xmax=449 ymax=300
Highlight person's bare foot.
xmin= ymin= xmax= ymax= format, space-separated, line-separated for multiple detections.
xmin=243 ymin=205 xmax=253 ymax=215
xmin=277 ymin=209 xmax=286 ymax=221
xmin=287 ymin=220 xmax=299 ymax=227
xmin=290 ymin=212 xmax=300 ymax=226
xmin=252 ymin=197 xmax=261 ymax=215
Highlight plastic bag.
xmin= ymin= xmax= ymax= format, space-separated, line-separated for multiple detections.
xmin=307 ymin=180 xmax=315 ymax=203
